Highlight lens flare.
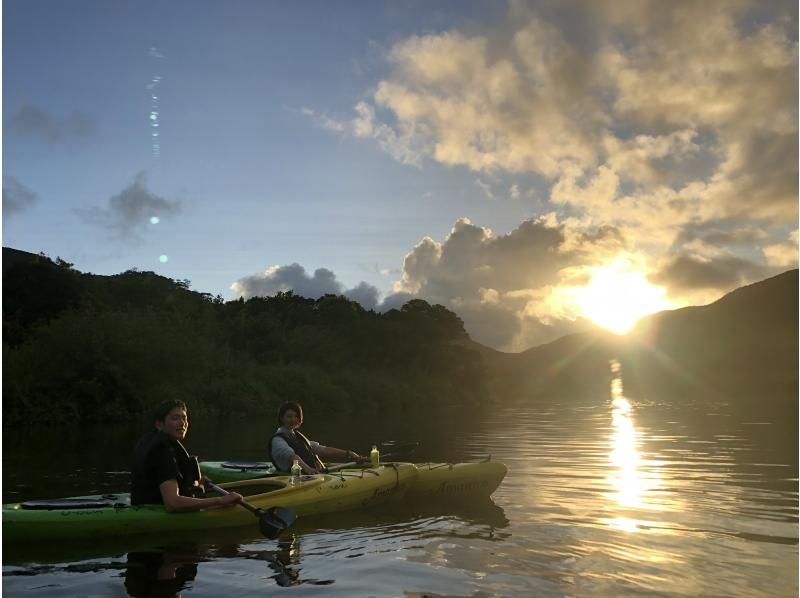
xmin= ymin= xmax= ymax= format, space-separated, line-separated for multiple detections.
xmin=571 ymin=259 xmax=672 ymax=334
xmin=146 ymin=50 xmax=163 ymax=158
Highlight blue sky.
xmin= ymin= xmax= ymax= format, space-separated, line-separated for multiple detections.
xmin=4 ymin=0 xmax=797 ymax=350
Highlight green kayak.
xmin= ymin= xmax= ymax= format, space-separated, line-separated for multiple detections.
xmin=200 ymin=459 xmax=508 ymax=500
xmin=3 ymin=463 xmax=417 ymax=543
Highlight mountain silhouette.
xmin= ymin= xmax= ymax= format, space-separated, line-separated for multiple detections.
xmin=482 ymin=269 xmax=797 ymax=423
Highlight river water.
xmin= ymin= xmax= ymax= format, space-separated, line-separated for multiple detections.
xmin=3 ymin=371 xmax=797 ymax=597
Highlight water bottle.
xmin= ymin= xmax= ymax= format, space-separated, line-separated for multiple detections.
xmin=370 ymin=445 xmax=380 ymax=468
xmin=290 ymin=459 xmax=302 ymax=484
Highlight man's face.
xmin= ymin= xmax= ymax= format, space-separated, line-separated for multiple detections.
xmin=156 ymin=407 xmax=188 ymax=441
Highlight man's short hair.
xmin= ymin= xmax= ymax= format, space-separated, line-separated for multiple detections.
xmin=153 ymin=399 xmax=188 ymax=423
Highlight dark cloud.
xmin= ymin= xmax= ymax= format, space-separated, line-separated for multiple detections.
xmin=396 ymin=217 xmax=623 ymax=300
xmin=650 ymin=254 xmax=774 ymax=294
xmin=673 ymin=219 xmax=766 ymax=248
xmin=721 ymin=130 xmax=798 ymax=221
xmin=387 ymin=216 xmax=627 ymax=350
xmin=232 ymin=263 xmax=381 ymax=310
xmin=2 ymin=176 xmax=37 ymax=217
xmin=344 ymin=281 xmax=380 ymax=310
xmin=79 ymin=172 xmax=180 ymax=241
xmin=10 ymin=103 xmax=95 ymax=142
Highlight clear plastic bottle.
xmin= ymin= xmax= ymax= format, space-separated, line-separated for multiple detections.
xmin=370 ymin=445 xmax=380 ymax=468
xmin=290 ymin=459 xmax=302 ymax=484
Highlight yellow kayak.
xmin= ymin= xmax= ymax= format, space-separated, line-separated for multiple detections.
xmin=406 ymin=461 xmax=508 ymax=500
xmin=201 ymin=459 xmax=508 ymax=501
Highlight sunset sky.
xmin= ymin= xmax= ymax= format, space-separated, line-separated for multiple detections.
xmin=3 ymin=0 xmax=797 ymax=350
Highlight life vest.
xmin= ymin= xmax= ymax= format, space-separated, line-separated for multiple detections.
xmin=130 ymin=430 xmax=203 ymax=505
xmin=268 ymin=428 xmax=325 ymax=472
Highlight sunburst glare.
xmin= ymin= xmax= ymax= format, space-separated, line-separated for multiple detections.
xmin=572 ymin=259 xmax=672 ymax=334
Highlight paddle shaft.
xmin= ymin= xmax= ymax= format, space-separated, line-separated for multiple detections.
xmin=326 ymin=450 xmax=406 ymax=473
xmin=206 ymin=480 xmax=262 ymax=515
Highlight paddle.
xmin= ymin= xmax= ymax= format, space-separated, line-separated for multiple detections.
xmin=205 ymin=480 xmax=296 ymax=540
xmin=326 ymin=445 xmax=418 ymax=473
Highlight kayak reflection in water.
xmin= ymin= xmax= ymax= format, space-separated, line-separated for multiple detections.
xmin=268 ymin=401 xmax=367 ymax=474
xmin=130 ymin=400 xmax=243 ymax=511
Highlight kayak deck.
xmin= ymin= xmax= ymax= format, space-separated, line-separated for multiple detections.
xmin=200 ymin=459 xmax=509 ymax=501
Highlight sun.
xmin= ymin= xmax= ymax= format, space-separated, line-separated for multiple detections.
xmin=570 ymin=260 xmax=673 ymax=334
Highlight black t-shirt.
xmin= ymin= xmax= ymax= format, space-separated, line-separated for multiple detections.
xmin=130 ymin=431 xmax=181 ymax=505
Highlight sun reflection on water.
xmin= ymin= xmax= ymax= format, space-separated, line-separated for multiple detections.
xmin=606 ymin=360 xmax=667 ymax=530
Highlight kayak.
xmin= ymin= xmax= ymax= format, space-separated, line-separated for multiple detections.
xmin=201 ymin=460 xmax=278 ymax=483
xmin=3 ymin=463 xmax=416 ymax=543
xmin=406 ymin=461 xmax=508 ymax=500
xmin=200 ymin=459 xmax=508 ymax=500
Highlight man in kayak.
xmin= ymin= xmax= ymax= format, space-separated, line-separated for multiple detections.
xmin=131 ymin=400 xmax=243 ymax=511
xmin=268 ymin=401 xmax=366 ymax=474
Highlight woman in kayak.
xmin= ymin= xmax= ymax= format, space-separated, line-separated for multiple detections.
xmin=131 ymin=400 xmax=243 ymax=511
xmin=269 ymin=401 xmax=365 ymax=474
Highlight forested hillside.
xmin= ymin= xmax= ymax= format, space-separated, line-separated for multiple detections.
xmin=3 ymin=249 xmax=489 ymax=425
xmin=5 ymin=248 xmax=796 ymax=427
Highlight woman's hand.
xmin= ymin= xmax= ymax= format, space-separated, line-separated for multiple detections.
xmin=347 ymin=451 xmax=367 ymax=463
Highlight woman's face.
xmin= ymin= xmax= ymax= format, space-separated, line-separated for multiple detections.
xmin=280 ymin=409 xmax=301 ymax=430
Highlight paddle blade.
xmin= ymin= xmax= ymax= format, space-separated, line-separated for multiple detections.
xmin=258 ymin=506 xmax=297 ymax=539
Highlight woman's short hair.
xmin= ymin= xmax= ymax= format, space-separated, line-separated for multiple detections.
xmin=277 ymin=401 xmax=303 ymax=426
xmin=153 ymin=399 xmax=188 ymax=423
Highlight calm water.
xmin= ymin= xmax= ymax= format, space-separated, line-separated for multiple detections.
xmin=3 ymin=373 xmax=798 ymax=596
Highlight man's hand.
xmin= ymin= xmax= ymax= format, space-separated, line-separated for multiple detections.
xmin=216 ymin=492 xmax=243 ymax=506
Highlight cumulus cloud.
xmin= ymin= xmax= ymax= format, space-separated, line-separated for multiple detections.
xmin=80 ymin=172 xmax=180 ymax=241
xmin=763 ymin=230 xmax=799 ymax=268
xmin=305 ymin=1 xmax=796 ymax=349
xmin=317 ymin=1 xmax=796 ymax=254
xmin=10 ymin=103 xmax=95 ymax=142
xmin=231 ymin=263 xmax=380 ymax=310
xmin=383 ymin=216 xmax=628 ymax=350
xmin=650 ymin=254 xmax=775 ymax=297
xmin=344 ymin=281 xmax=380 ymax=310
xmin=2 ymin=176 xmax=37 ymax=218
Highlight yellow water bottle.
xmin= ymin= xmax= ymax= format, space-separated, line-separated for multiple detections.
xmin=370 ymin=445 xmax=380 ymax=468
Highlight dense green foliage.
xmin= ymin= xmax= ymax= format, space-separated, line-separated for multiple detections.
xmin=3 ymin=251 xmax=489 ymax=425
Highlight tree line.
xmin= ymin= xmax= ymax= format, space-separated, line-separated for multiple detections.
xmin=3 ymin=251 xmax=490 ymax=425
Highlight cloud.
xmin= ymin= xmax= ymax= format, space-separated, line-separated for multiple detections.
xmin=304 ymin=2 xmax=796 ymax=349
xmin=650 ymin=253 xmax=775 ymax=296
xmin=344 ymin=281 xmax=380 ymax=310
xmin=80 ymin=172 xmax=180 ymax=241
xmin=384 ymin=215 xmax=628 ymax=350
xmin=2 ymin=176 xmax=37 ymax=217
xmin=301 ymin=103 xmax=433 ymax=166
xmin=763 ymin=230 xmax=799 ymax=268
xmin=10 ymin=103 xmax=95 ymax=142
xmin=316 ymin=1 xmax=795 ymax=266
xmin=475 ymin=178 xmax=495 ymax=200
xmin=231 ymin=263 xmax=380 ymax=310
